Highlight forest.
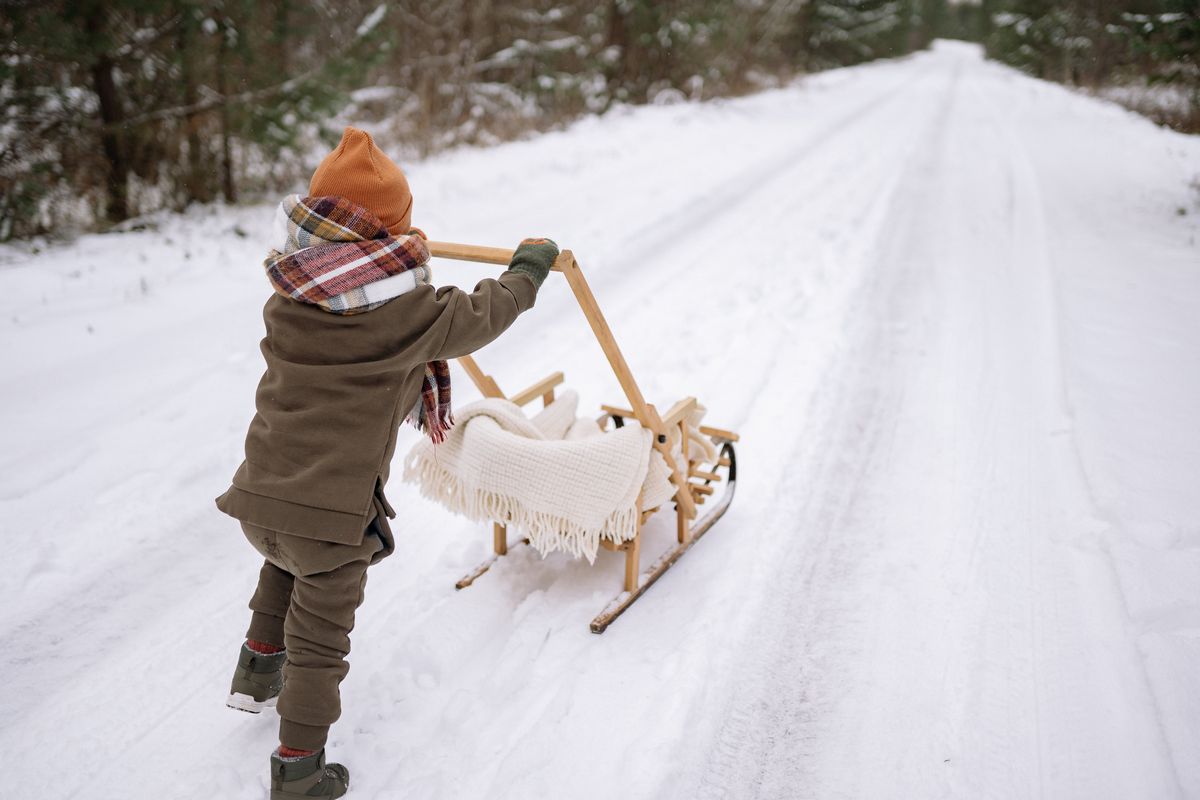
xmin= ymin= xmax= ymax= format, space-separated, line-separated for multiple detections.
xmin=1 ymin=0 xmax=1196 ymax=240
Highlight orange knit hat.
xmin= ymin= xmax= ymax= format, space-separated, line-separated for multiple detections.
xmin=308 ymin=127 xmax=413 ymax=235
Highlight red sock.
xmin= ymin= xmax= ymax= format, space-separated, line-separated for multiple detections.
xmin=246 ymin=639 xmax=284 ymax=655
xmin=278 ymin=745 xmax=317 ymax=759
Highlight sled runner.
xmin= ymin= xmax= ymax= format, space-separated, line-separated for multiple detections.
xmin=422 ymin=241 xmax=738 ymax=633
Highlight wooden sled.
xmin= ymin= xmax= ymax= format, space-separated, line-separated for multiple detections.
xmin=426 ymin=241 xmax=739 ymax=633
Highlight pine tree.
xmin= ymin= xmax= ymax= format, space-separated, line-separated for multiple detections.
xmin=800 ymin=0 xmax=943 ymax=69
xmin=0 ymin=0 xmax=387 ymax=238
xmin=1120 ymin=0 xmax=1199 ymax=89
xmin=1 ymin=0 xmax=957 ymax=240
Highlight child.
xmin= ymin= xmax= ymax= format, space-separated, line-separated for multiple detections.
xmin=216 ymin=126 xmax=557 ymax=798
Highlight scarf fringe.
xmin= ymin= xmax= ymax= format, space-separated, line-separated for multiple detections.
xmin=403 ymin=454 xmax=640 ymax=564
xmin=409 ymin=400 xmax=455 ymax=444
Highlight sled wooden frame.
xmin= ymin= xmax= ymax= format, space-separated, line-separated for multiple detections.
xmin=427 ymin=241 xmax=739 ymax=633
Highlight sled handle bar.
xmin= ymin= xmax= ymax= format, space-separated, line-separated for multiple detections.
xmin=426 ymin=240 xmax=570 ymax=272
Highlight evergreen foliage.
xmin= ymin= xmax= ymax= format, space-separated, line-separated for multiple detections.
xmin=1115 ymin=0 xmax=1198 ymax=91
xmin=801 ymin=1 xmax=933 ymax=69
xmin=983 ymin=0 xmax=1197 ymax=130
xmin=1 ymin=0 xmax=385 ymax=238
xmin=3 ymin=0 xmax=951 ymax=239
xmin=1 ymin=0 xmax=1193 ymax=240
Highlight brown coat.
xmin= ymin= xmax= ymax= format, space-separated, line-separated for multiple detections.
xmin=216 ymin=271 xmax=538 ymax=546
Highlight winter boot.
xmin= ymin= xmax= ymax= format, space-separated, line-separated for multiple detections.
xmin=226 ymin=643 xmax=285 ymax=713
xmin=270 ymin=749 xmax=349 ymax=799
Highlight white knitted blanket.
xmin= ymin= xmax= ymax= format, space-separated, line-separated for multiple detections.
xmin=403 ymin=390 xmax=674 ymax=562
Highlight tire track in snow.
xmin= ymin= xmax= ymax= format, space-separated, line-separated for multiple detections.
xmin=673 ymin=48 xmax=1190 ymax=800
xmin=971 ymin=67 xmax=1187 ymax=799
xmin=601 ymin=64 xmax=936 ymax=279
xmin=667 ymin=58 xmax=969 ymax=800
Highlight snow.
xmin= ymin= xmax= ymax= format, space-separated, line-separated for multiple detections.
xmin=1090 ymin=81 xmax=1196 ymax=133
xmin=2 ymin=40 xmax=1200 ymax=799
xmin=355 ymin=5 xmax=388 ymax=38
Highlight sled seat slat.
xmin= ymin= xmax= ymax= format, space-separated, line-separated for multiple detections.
xmin=599 ymin=537 xmax=634 ymax=552
xmin=600 ymin=403 xmax=637 ymax=421
xmin=661 ymin=396 xmax=698 ymax=429
xmin=699 ymin=424 xmax=740 ymax=443
xmin=510 ymin=371 xmax=564 ymax=407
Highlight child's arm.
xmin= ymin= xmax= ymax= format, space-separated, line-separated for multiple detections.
xmin=419 ymin=238 xmax=558 ymax=361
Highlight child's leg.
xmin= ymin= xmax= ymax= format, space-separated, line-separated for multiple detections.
xmin=276 ymin=558 xmax=371 ymax=751
xmin=228 ymin=559 xmax=293 ymax=713
xmin=246 ymin=559 xmax=294 ymax=649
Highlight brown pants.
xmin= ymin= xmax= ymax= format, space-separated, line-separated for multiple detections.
xmin=242 ymin=519 xmax=386 ymax=751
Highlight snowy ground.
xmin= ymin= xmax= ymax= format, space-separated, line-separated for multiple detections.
xmin=2 ymin=41 xmax=1199 ymax=800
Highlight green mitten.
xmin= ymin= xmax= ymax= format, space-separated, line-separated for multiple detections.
xmin=508 ymin=238 xmax=559 ymax=289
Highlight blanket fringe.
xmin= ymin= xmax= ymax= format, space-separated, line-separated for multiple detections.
xmin=403 ymin=455 xmax=641 ymax=564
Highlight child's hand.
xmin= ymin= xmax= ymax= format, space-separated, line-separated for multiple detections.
xmin=508 ymin=238 xmax=559 ymax=289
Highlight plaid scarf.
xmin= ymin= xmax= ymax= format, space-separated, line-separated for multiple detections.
xmin=264 ymin=194 xmax=453 ymax=443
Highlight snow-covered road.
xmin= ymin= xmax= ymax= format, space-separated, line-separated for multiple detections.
xmin=2 ymin=41 xmax=1198 ymax=800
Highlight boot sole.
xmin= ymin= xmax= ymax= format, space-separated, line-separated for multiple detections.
xmin=226 ymin=692 xmax=278 ymax=714
xmin=270 ymin=777 xmax=348 ymax=800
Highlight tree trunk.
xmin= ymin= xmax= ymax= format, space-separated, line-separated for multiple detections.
xmin=179 ymin=16 xmax=211 ymax=206
xmin=273 ymin=0 xmax=290 ymax=77
xmin=605 ymin=0 xmax=629 ymax=103
xmin=86 ymin=8 xmax=129 ymax=223
xmin=978 ymin=0 xmax=993 ymax=40
xmin=217 ymin=17 xmax=237 ymax=203
xmin=793 ymin=1 xmax=818 ymax=72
